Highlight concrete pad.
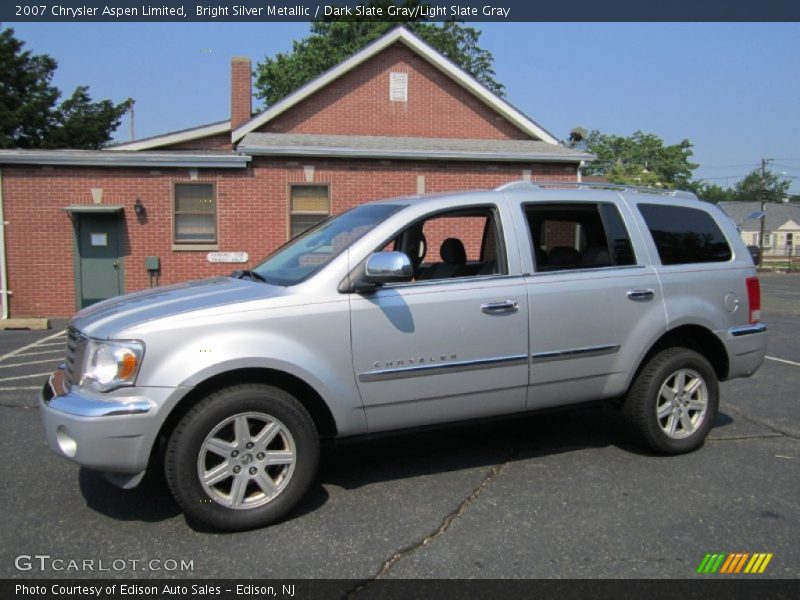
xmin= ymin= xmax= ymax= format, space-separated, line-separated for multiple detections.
xmin=0 ymin=318 xmax=49 ymax=330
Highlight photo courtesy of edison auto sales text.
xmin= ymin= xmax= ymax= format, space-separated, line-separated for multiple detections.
xmin=15 ymin=584 xmax=296 ymax=597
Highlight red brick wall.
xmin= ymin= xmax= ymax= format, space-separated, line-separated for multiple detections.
xmin=161 ymin=132 xmax=232 ymax=151
xmin=231 ymin=57 xmax=253 ymax=131
xmin=1 ymin=159 xmax=576 ymax=317
xmin=261 ymin=43 xmax=531 ymax=141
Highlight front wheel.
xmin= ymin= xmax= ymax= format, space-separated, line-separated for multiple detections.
xmin=165 ymin=384 xmax=319 ymax=531
xmin=623 ymin=347 xmax=719 ymax=454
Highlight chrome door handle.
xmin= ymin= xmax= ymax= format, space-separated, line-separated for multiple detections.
xmin=627 ymin=288 xmax=654 ymax=301
xmin=481 ymin=300 xmax=519 ymax=314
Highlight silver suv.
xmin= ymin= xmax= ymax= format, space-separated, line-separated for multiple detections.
xmin=41 ymin=182 xmax=767 ymax=531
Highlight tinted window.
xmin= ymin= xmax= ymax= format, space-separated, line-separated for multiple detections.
xmin=639 ymin=204 xmax=732 ymax=265
xmin=524 ymin=203 xmax=636 ymax=272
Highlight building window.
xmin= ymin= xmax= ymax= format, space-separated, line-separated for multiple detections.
xmin=389 ymin=72 xmax=408 ymax=102
xmin=174 ymin=183 xmax=216 ymax=243
xmin=763 ymin=233 xmax=772 ymax=246
xmin=290 ymin=184 xmax=330 ymax=238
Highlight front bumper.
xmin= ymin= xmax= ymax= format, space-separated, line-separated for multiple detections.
xmin=40 ymin=367 xmax=185 ymax=480
xmin=722 ymin=323 xmax=768 ymax=379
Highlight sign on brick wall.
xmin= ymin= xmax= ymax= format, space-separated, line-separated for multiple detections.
xmin=207 ymin=252 xmax=248 ymax=263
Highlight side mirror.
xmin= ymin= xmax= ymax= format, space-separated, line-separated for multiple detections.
xmin=364 ymin=251 xmax=413 ymax=284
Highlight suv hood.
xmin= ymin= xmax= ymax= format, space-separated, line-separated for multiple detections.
xmin=71 ymin=277 xmax=285 ymax=338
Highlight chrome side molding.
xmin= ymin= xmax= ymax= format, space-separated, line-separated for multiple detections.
xmin=359 ymin=354 xmax=528 ymax=382
xmin=531 ymin=344 xmax=621 ymax=364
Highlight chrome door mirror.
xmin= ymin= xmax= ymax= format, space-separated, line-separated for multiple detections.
xmin=364 ymin=251 xmax=413 ymax=284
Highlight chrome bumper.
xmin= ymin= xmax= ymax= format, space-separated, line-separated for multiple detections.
xmin=40 ymin=367 xmax=181 ymax=481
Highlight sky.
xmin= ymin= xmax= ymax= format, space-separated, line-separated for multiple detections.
xmin=7 ymin=21 xmax=800 ymax=193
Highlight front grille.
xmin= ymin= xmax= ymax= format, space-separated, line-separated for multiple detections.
xmin=65 ymin=327 xmax=88 ymax=386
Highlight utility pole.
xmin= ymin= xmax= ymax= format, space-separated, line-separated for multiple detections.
xmin=758 ymin=158 xmax=768 ymax=268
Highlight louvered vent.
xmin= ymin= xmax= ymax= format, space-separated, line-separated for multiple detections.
xmin=389 ymin=72 xmax=408 ymax=102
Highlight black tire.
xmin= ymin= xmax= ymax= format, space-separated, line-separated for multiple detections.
xmin=623 ymin=347 xmax=719 ymax=455
xmin=165 ymin=384 xmax=319 ymax=531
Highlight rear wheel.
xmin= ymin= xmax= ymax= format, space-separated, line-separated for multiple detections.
xmin=165 ymin=384 xmax=319 ymax=531
xmin=624 ymin=347 xmax=718 ymax=454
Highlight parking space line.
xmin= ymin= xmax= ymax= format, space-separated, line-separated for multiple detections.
xmin=766 ymin=356 xmax=800 ymax=367
xmin=0 ymin=372 xmax=51 ymax=382
xmin=4 ymin=348 xmax=65 ymax=359
xmin=0 ymin=386 xmax=41 ymax=391
xmin=0 ymin=358 xmax=62 ymax=369
xmin=0 ymin=329 xmax=66 ymax=363
xmin=29 ymin=342 xmax=67 ymax=349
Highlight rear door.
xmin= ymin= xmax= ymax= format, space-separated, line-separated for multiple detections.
xmin=349 ymin=204 xmax=529 ymax=432
xmin=520 ymin=199 xmax=667 ymax=409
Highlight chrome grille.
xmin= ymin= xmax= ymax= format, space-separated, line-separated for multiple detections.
xmin=65 ymin=327 xmax=88 ymax=385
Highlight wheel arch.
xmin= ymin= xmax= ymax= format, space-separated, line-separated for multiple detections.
xmin=630 ymin=324 xmax=729 ymax=392
xmin=155 ymin=367 xmax=338 ymax=457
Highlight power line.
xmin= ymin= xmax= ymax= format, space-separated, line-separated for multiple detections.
xmin=697 ymin=163 xmax=759 ymax=169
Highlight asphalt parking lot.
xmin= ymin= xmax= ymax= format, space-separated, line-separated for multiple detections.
xmin=1 ymin=274 xmax=798 ymax=582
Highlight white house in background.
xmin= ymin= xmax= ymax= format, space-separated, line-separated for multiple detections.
xmin=718 ymin=201 xmax=800 ymax=257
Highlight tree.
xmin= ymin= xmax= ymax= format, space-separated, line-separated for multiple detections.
xmin=730 ymin=168 xmax=791 ymax=203
xmin=0 ymin=28 xmax=128 ymax=149
xmin=255 ymin=1 xmax=504 ymax=107
xmin=691 ymin=182 xmax=735 ymax=203
xmin=580 ymin=129 xmax=698 ymax=189
xmin=692 ymin=169 xmax=791 ymax=203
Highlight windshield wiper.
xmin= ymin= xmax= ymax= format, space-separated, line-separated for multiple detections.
xmin=230 ymin=269 xmax=267 ymax=283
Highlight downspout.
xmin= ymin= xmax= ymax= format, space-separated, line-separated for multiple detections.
xmin=0 ymin=168 xmax=7 ymax=318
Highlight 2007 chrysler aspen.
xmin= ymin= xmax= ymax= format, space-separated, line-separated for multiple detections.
xmin=41 ymin=182 xmax=767 ymax=530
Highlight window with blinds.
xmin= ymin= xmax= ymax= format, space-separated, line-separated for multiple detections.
xmin=174 ymin=183 xmax=217 ymax=244
xmin=290 ymin=185 xmax=330 ymax=238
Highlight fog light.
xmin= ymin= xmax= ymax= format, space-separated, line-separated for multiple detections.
xmin=56 ymin=426 xmax=77 ymax=457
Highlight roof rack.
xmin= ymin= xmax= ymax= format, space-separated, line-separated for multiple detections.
xmin=495 ymin=180 xmax=698 ymax=200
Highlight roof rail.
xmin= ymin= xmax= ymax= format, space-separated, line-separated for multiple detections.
xmin=494 ymin=180 xmax=698 ymax=200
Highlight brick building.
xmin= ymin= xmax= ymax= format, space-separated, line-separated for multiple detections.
xmin=0 ymin=27 xmax=590 ymax=318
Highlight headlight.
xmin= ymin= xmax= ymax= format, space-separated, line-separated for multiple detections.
xmin=80 ymin=339 xmax=145 ymax=392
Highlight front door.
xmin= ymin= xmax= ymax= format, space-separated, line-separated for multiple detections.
xmin=349 ymin=205 xmax=529 ymax=433
xmin=75 ymin=213 xmax=123 ymax=308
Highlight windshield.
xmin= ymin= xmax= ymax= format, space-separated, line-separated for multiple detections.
xmin=252 ymin=203 xmax=405 ymax=286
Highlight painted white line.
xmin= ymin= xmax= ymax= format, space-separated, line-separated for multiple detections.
xmin=0 ymin=329 xmax=66 ymax=363
xmin=0 ymin=358 xmax=61 ymax=369
xmin=0 ymin=372 xmax=51 ymax=382
xmin=4 ymin=348 xmax=65 ymax=359
xmin=766 ymin=356 xmax=800 ymax=367
xmin=31 ymin=341 xmax=67 ymax=348
xmin=0 ymin=386 xmax=41 ymax=391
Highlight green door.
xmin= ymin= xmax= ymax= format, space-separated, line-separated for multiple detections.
xmin=75 ymin=213 xmax=124 ymax=309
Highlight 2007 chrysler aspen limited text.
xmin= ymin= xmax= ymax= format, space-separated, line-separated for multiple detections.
xmin=41 ymin=182 xmax=767 ymax=531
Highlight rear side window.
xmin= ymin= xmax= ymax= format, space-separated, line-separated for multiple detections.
xmin=638 ymin=204 xmax=732 ymax=265
xmin=524 ymin=202 xmax=636 ymax=272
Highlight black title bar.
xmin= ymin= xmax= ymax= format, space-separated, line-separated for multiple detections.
xmin=3 ymin=0 xmax=800 ymax=22
xmin=4 ymin=579 xmax=800 ymax=600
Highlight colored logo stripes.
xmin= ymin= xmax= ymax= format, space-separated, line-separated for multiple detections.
xmin=697 ymin=553 xmax=773 ymax=574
